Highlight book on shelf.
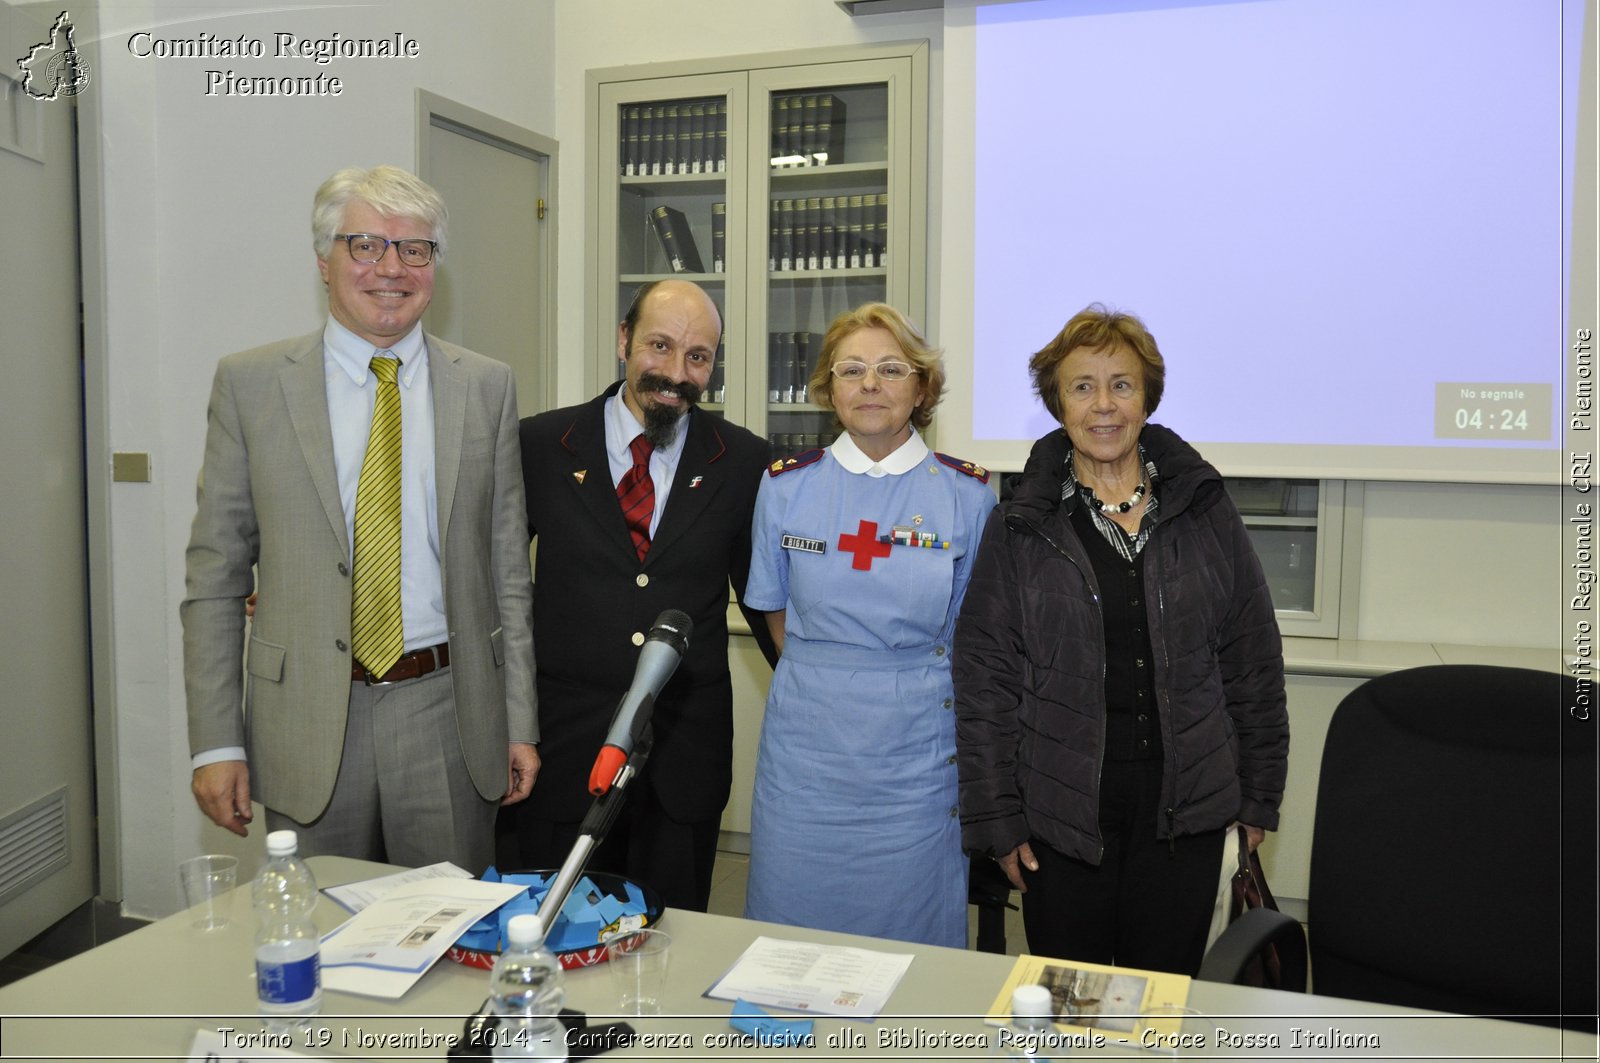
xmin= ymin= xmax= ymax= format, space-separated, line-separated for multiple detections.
xmin=630 ymin=105 xmax=647 ymax=176
xmin=784 ymin=93 xmax=804 ymax=162
xmin=769 ymin=332 xmax=794 ymax=402
xmin=658 ymin=103 xmax=675 ymax=174
xmin=702 ymin=346 xmax=726 ymax=404
xmin=645 ymin=104 xmax=663 ymax=175
xmin=765 ymin=333 xmax=779 ymax=402
xmin=804 ymin=196 xmax=822 ymax=270
xmin=762 ymin=331 xmax=815 ymax=403
xmin=767 ymin=195 xmax=875 ymax=272
xmin=800 ymin=94 xmax=818 ymax=168
xmin=768 ymin=200 xmax=782 ymax=272
xmin=819 ymin=196 xmax=838 ymax=269
xmin=844 ymin=192 xmax=889 ymax=269
xmin=648 ymin=205 xmax=704 ymax=273
xmin=689 ymin=103 xmax=707 ymax=174
xmin=860 ymin=203 xmax=876 ymax=269
xmin=984 ymin=954 xmax=1193 ymax=1055
xmin=786 ymin=332 xmax=804 ymax=403
xmin=844 ymin=195 xmax=862 ymax=268
xmin=793 ymin=331 xmax=813 ymax=404
xmin=714 ymin=100 xmax=728 ymax=172
xmin=621 ymin=105 xmax=641 ymax=176
xmin=711 ymin=202 xmax=726 ymax=273
xmin=771 ymin=91 xmax=847 ymax=166
xmin=777 ymin=199 xmax=797 ymax=272
xmin=772 ymin=95 xmax=791 ymax=164
xmin=814 ymin=92 xmax=846 ymax=164
xmin=874 ymin=192 xmax=889 ymax=266
xmin=677 ymin=102 xmax=695 ymax=175
xmin=766 ymin=428 xmax=833 ymax=460
xmin=623 ymin=98 xmax=730 ymax=176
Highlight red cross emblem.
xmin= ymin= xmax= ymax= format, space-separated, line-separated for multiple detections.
xmin=838 ymin=519 xmax=892 ymax=571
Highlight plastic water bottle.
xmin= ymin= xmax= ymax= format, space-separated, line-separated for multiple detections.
xmin=252 ymin=829 xmax=322 ymax=1033
xmin=993 ymin=983 xmax=1056 ymax=1060
xmin=487 ymin=914 xmax=568 ymax=1060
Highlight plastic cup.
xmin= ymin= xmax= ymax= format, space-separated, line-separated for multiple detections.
xmin=178 ymin=854 xmax=239 ymax=931
xmin=603 ymin=927 xmax=671 ymax=1015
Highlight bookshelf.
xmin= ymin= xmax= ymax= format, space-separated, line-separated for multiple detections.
xmin=588 ymin=45 xmax=928 ymax=459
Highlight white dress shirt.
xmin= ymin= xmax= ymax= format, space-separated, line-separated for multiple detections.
xmin=322 ymin=317 xmax=447 ymax=651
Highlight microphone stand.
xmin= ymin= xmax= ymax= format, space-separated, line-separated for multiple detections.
xmin=453 ymin=696 xmax=664 ymax=1058
xmin=532 ymin=697 xmax=655 ymax=941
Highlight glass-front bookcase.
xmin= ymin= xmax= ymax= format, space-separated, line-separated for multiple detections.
xmin=588 ymin=45 xmax=928 ymax=459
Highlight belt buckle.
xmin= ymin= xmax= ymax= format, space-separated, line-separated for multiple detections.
xmin=362 ymin=652 xmax=407 ymax=687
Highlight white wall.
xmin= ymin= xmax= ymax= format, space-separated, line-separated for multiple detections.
xmin=1356 ymin=481 xmax=1561 ymax=648
xmin=89 ymin=0 xmax=556 ymax=919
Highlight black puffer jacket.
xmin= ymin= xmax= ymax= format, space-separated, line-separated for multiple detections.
xmin=955 ymin=424 xmax=1288 ymax=865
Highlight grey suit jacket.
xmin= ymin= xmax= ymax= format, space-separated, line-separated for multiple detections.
xmin=181 ymin=330 xmax=535 ymax=823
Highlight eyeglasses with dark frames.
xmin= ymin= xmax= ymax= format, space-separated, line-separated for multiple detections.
xmin=333 ymin=233 xmax=438 ymax=267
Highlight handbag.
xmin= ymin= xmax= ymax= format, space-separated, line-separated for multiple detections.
xmin=1228 ymin=823 xmax=1285 ymax=988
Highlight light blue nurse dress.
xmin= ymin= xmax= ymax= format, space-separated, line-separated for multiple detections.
xmin=742 ymin=432 xmax=997 ymax=947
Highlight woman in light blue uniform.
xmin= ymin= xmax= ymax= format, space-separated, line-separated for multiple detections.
xmin=743 ymin=303 xmax=997 ymax=947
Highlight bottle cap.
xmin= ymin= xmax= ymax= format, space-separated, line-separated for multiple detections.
xmin=1012 ymin=983 xmax=1054 ymax=1019
xmin=506 ymin=913 xmax=542 ymax=948
xmin=266 ymin=829 xmax=298 ymax=857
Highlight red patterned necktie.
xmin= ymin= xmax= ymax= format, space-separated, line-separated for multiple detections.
xmin=617 ymin=434 xmax=655 ymax=562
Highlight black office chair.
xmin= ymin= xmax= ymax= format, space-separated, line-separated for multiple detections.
xmin=1198 ymin=906 xmax=1309 ymax=992
xmin=1300 ymin=665 xmax=1595 ymax=1028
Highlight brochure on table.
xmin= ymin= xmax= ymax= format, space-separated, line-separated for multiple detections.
xmin=985 ymin=953 xmax=1194 ymax=1053
xmin=704 ymin=935 xmax=913 ymax=1020
xmin=319 ymin=877 xmax=525 ymax=998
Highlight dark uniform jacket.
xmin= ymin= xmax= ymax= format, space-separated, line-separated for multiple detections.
xmin=955 ymin=424 xmax=1289 ymax=865
xmin=519 ymin=382 xmax=772 ymax=824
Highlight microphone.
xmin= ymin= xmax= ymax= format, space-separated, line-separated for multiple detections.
xmin=587 ymin=609 xmax=692 ymax=796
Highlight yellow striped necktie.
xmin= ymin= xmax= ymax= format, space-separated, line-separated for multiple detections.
xmin=351 ymin=355 xmax=404 ymax=677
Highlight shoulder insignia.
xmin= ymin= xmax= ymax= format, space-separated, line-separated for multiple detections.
xmin=934 ymin=452 xmax=990 ymax=483
xmin=768 ymin=448 xmax=825 ymax=477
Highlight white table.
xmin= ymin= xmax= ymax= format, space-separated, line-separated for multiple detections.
xmin=0 ymin=857 xmax=1592 ymax=1061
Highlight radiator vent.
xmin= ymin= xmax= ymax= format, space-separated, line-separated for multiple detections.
xmin=0 ymin=786 xmax=70 ymax=907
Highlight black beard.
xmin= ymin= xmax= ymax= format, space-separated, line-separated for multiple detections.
xmin=636 ymin=372 xmax=699 ymax=449
xmin=642 ymin=402 xmax=681 ymax=449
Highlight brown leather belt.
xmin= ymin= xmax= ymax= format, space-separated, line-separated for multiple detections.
xmin=353 ymin=642 xmax=450 ymax=685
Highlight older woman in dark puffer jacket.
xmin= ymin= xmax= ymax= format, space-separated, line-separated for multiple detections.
xmin=955 ymin=304 xmax=1288 ymax=976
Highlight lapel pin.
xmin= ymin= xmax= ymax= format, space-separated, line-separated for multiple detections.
xmin=574 ymin=470 xmax=587 ymax=484
xmin=689 ymin=475 xmax=704 ymax=489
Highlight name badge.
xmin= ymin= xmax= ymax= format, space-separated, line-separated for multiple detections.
xmin=781 ymin=534 xmax=827 ymax=555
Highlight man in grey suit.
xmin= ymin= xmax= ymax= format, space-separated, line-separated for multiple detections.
xmin=182 ymin=166 xmax=536 ymax=872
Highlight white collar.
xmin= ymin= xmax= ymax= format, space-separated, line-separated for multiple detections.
xmin=323 ymin=318 xmax=426 ymax=387
xmin=829 ymin=430 xmax=929 ymax=478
